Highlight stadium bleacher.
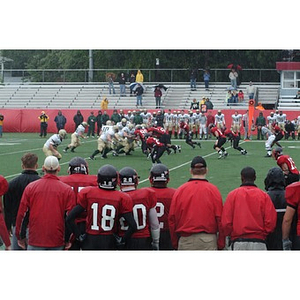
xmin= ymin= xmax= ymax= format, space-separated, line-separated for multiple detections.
xmin=0 ymin=82 xmax=281 ymax=110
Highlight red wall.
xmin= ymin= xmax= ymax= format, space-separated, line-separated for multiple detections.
xmin=1 ymin=108 xmax=300 ymax=133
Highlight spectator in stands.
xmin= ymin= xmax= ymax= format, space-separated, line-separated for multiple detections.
xmin=38 ymin=111 xmax=49 ymax=138
xmin=231 ymin=90 xmax=238 ymax=104
xmin=129 ymin=72 xmax=136 ymax=96
xmin=73 ymin=110 xmax=84 ymax=131
xmin=203 ymin=69 xmax=210 ymax=90
xmin=246 ymin=81 xmax=256 ymax=101
xmin=135 ymin=70 xmax=144 ymax=83
xmin=190 ymin=68 xmax=198 ymax=91
xmin=135 ymin=84 xmax=144 ymax=108
xmin=229 ymin=68 xmax=238 ymax=89
xmin=107 ymin=73 xmax=116 ymax=94
xmin=54 ymin=110 xmax=67 ymax=133
xmin=119 ymin=72 xmax=126 ymax=97
xmin=190 ymin=98 xmax=200 ymax=110
xmin=100 ymin=97 xmax=109 ymax=110
xmin=96 ymin=110 xmax=102 ymax=137
xmin=205 ymin=98 xmax=214 ymax=110
xmin=154 ymin=86 xmax=162 ymax=109
xmin=87 ymin=111 xmax=96 ymax=138
xmin=0 ymin=113 xmax=4 ymax=138
xmin=226 ymin=90 xmax=232 ymax=104
xmin=238 ymin=90 xmax=244 ymax=103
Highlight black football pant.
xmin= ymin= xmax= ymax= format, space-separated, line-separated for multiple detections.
xmin=82 ymin=234 xmax=116 ymax=250
xmin=125 ymin=237 xmax=152 ymax=250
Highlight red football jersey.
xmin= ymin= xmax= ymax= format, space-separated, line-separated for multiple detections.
xmin=148 ymin=126 xmax=166 ymax=137
xmin=77 ymin=186 xmax=133 ymax=236
xmin=211 ymin=127 xmax=226 ymax=138
xmin=149 ymin=187 xmax=176 ymax=232
xmin=59 ymin=174 xmax=98 ymax=201
xmin=169 ymin=179 xmax=223 ymax=249
xmin=222 ymin=185 xmax=277 ymax=241
xmin=277 ymin=155 xmax=299 ymax=175
xmin=15 ymin=174 xmax=76 ymax=247
xmin=60 ymin=174 xmax=98 ymax=223
xmin=285 ymin=182 xmax=300 ymax=235
xmin=119 ymin=188 xmax=157 ymax=238
xmin=146 ymin=136 xmax=164 ymax=148
xmin=179 ymin=122 xmax=190 ymax=132
xmin=134 ymin=128 xmax=148 ymax=139
xmin=224 ymin=128 xmax=238 ymax=139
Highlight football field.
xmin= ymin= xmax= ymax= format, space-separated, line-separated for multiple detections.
xmin=1 ymin=132 xmax=300 ymax=200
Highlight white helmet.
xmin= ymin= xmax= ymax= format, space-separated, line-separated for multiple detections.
xmin=58 ymin=129 xmax=67 ymax=139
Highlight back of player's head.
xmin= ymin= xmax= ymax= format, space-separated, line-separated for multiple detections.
xmin=241 ymin=166 xmax=256 ymax=183
xmin=21 ymin=152 xmax=38 ymax=169
xmin=272 ymin=147 xmax=283 ymax=160
xmin=119 ymin=167 xmax=139 ymax=189
xmin=97 ymin=164 xmax=118 ymax=190
xmin=149 ymin=164 xmax=170 ymax=187
xmin=264 ymin=167 xmax=285 ymax=190
xmin=68 ymin=157 xmax=88 ymax=175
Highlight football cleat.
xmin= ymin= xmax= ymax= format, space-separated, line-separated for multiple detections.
xmin=197 ymin=142 xmax=201 ymax=148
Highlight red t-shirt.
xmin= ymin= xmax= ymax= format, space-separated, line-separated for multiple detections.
xmin=77 ymin=186 xmax=133 ymax=236
xmin=168 ymin=179 xmax=223 ymax=249
xmin=149 ymin=187 xmax=176 ymax=232
xmin=222 ymin=184 xmax=277 ymax=241
xmin=15 ymin=174 xmax=76 ymax=247
xmin=285 ymin=182 xmax=300 ymax=235
xmin=119 ymin=188 xmax=157 ymax=238
xmin=277 ymin=155 xmax=299 ymax=175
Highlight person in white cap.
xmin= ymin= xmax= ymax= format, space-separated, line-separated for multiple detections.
xmin=15 ymin=156 xmax=75 ymax=250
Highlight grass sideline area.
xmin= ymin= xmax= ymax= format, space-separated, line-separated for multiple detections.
xmin=1 ymin=133 xmax=300 ymax=200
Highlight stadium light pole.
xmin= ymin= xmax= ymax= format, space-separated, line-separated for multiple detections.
xmin=88 ymin=49 xmax=93 ymax=82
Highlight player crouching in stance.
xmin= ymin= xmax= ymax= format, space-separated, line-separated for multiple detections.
xmin=43 ymin=129 xmax=67 ymax=160
xmin=272 ymin=147 xmax=300 ymax=186
xmin=179 ymin=120 xmax=201 ymax=149
xmin=223 ymin=127 xmax=247 ymax=155
xmin=148 ymin=164 xmax=176 ymax=250
xmin=118 ymin=167 xmax=160 ymax=250
xmin=146 ymin=135 xmax=166 ymax=164
xmin=209 ymin=124 xmax=228 ymax=159
xmin=64 ymin=122 xmax=88 ymax=153
xmin=66 ymin=164 xmax=137 ymax=250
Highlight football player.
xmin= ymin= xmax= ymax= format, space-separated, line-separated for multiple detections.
xmin=64 ymin=122 xmax=88 ymax=153
xmin=179 ymin=120 xmax=201 ymax=149
xmin=261 ymin=125 xmax=276 ymax=157
xmin=215 ymin=110 xmax=225 ymax=129
xmin=66 ymin=164 xmax=137 ymax=250
xmin=272 ymin=147 xmax=300 ymax=186
xmin=148 ymin=164 xmax=176 ymax=250
xmin=118 ymin=167 xmax=160 ymax=250
xmin=0 ymin=175 xmax=11 ymax=250
xmin=224 ymin=127 xmax=247 ymax=155
xmin=60 ymin=157 xmax=98 ymax=250
xmin=209 ymin=124 xmax=228 ymax=159
xmin=43 ymin=129 xmax=67 ymax=160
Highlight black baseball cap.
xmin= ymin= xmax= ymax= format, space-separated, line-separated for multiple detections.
xmin=191 ymin=156 xmax=207 ymax=168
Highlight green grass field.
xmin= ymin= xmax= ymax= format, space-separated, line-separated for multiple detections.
xmin=1 ymin=132 xmax=300 ymax=200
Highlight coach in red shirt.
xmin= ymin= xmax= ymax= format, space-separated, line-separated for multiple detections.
xmin=15 ymin=156 xmax=76 ymax=250
xmin=222 ymin=166 xmax=277 ymax=250
xmin=168 ymin=156 xmax=224 ymax=250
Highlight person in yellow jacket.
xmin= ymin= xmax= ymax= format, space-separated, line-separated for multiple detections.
xmin=101 ymin=97 xmax=109 ymax=109
xmin=38 ymin=111 xmax=49 ymax=138
xmin=135 ymin=70 xmax=144 ymax=83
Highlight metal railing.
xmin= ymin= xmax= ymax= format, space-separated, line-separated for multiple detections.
xmin=2 ymin=68 xmax=280 ymax=84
